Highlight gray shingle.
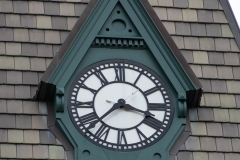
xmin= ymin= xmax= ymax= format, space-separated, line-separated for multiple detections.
xmin=167 ymin=8 xmax=182 ymax=21
xmin=206 ymin=123 xmax=223 ymax=136
xmin=60 ymin=32 xmax=69 ymax=44
xmin=0 ymin=1 xmax=13 ymax=13
xmin=224 ymin=53 xmax=240 ymax=65
xmin=217 ymin=66 xmax=233 ymax=79
xmin=216 ymin=138 xmax=232 ymax=152
xmin=0 ymin=129 xmax=7 ymax=142
xmin=220 ymin=94 xmax=236 ymax=108
xmin=15 ymin=86 xmax=30 ymax=99
xmin=162 ymin=22 xmax=175 ymax=34
xmin=44 ymin=2 xmax=60 ymax=15
xmin=232 ymin=139 xmax=240 ymax=152
xmin=182 ymin=9 xmax=198 ymax=22
xmin=32 ymin=116 xmax=48 ymax=129
xmin=8 ymin=129 xmax=23 ymax=143
xmin=225 ymin=153 xmax=240 ymax=160
xmin=7 ymin=71 xmax=22 ymax=84
xmin=154 ymin=8 xmax=167 ymax=20
xmin=215 ymin=38 xmax=230 ymax=51
xmin=176 ymin=22 xmax=190 ymax=35
xmin=213 ymin=11 xmax=228 ymax=23
xmin=189 ymin=108 xmax=198 ymax=121
xmin=22 ymin=44 xmax=37 ymax=57
xmin=1 ymin=144 xmax=16 ymax=158
xmin=29 ymin=29 xmax=44 ymax=43
xmin=193 ymin=152 xmax=208 ymax=160
xmin=45 ymin=30 xmax=60 ymax=44
xmin=222 ymin=123 xmax=238 ymax=137
xmin=208 ymin=52 xmax=224 ymax=65
xmin=200 ymin=137 xmax=216 ymax=151
xmin=6 ymin=42 xmax=21 ymax=55
xmin=189 ymin=0 xmax=203 ymax=8
xmin=185 ymin=136 xmax=201 ymax=150
xmin=14 ymin=29 xmax=29 ymax=42
xmin=39 ymin=102 xmax=47 ymax=115
xmin=173 ymin=0 xmax=188 ymax=8
xmin=14 ymin=57 xmax=30 ymax=70
xmin=184 ymin=37 xmax=199 ymax=49
xmin=33 ymin=145 xmax=49 ymax=159
xmin=30 ymin=58 xmax=46 ymax=71
xmin=198 ymin=108 xmax=213 ymax=121
xmin=7 ymin=100 xmax=23 ymax=113
xmin=0 ymin=42 xmax=5 ymax=55
xmin=24 ymin=130 xmax=40 ymax=144
xmin=181 ymin=50 xmax=193 ymax=63
xmin=52 ymin=17 xmax=67 ymax=30
xmin=67 ymin=17 xmax=78 ymax=30
xmin=60 ymin=3 xmax=75 ymax=16
xmin=23 ymin=101 xmax=39 ymax=114
xmin=191 ymin=23 xmax=206 ymax=36
xmin=40 ymin=131 xmax=56 ymax=144
xmin=213 ymin=108 xmax=229 ymax=122
xmin=199 ymin=38 xmax=215 ymax=50
xmin=23 ymin=72 xmax=38 ymax=85
xmin=191 ymin=122 xmax=207 ymax=135
xmin=0 ymin=71 xmax=6 ymax=84
xmin=177 ymin=152 xmax=193 ymax=160
xmin=37 ymin=44 xmax=53 ymax=57
xmin=206 ymin=24 xmax=221 ymax=37
xmin=199 ymin=79 xmax=211 ymax=92
xmin=229 ymin=109 xmax=240 ymax=123
xmin=21 ymin=15 xmax=36 ymax=28
xmin=211 ymin=80 xmax=227 ymax=93
xmin=230 ymin=39 xmax=240 ymax=52
xmin=172 ymin=36 xmax=184 ymax=49
xmin=209 ymin=153 xmax=224 ymax=160
xmin=233 ymin=67 xmax=240 ymax=79
xmin=75 ymin=4 xmax=87 ymax=16
xmin=0 ymin=114 xmax=15 ymax=128
xmin=29 ymin=1 xmax=44 ymax=14
xmin=0 ymin=14 xmax=5 ymax=27
xmin=0 ymin=100 xmax=7 ymax=113
xmin=222 ymin=24 xmax=234 ymax=37
xmin=5 ymin=14 xmax=20 ymax=27
xmin=202 ymin=66 xmax=217 ymax=79
xmin=17 ymin=145 xmax=32 ymax=158
xmin=235 ymin=95 xmax=240 ymax=107
xmin=0 ymin=28 xmax=13 ymax=41
xmin=203 ymin=0 xmax=219 ymax=9
xmin=0 ymin=85 xmax=14 ymax=99
xmin=37 ymin=15 xmax=52 ymax=29
xmin=16 ymin=115 xmax=31 ymax=129
xmin=13 ymin=1 xmax=28 ymax=14
xmin=197 ymin=10 xmax=213 ymax=22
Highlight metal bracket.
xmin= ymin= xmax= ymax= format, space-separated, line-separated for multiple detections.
xmin=178 ymin=93 xmax=187 ymax=118
xmin=56 ymin=87 xmax=64 ymax=112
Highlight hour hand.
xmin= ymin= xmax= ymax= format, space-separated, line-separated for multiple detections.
xmin=124 ymin=104 xmax=154 ymax=117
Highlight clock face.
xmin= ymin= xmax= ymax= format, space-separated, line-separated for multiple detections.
xmin=68 ymin=59 xmax=174 ymax=151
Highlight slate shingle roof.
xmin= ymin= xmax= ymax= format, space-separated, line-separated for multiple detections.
xmin=0 ymin=0 xmax=239 ymax=159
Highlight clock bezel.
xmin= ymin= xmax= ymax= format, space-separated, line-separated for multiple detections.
xmin=67 ymin=59 xmax=174 ymax=152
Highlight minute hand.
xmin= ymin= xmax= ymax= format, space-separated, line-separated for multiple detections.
xmin=124 ymin=104 xmax=154 ymax=117
xmin=87 ymin=103 xmax=120 ymax=129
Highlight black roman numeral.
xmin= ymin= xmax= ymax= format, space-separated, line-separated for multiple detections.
xmin=143 ymin=86 xmax=159 ymax=96
xmin=117 ymin=131 xmax=127 ymax=145
xmin=143 ymin=117 xmax=162 ymax=130
xmin=79 ymin=112 xmax=98 ymax=125
xmin=81 ymin=84 xmax=97 ymax=94
xmin=148 ymin=103 xmax=165 ymax=111
xmin=133 ymin=73 xmax=142 ymax=85
xmin=94 ymin=70 xmax=108 ymax=85
xmin=114 ymin=65 xmax=125 ymax=82
xmin=136 ymin=128 xmax=147 ymax=142
xmin=95 ymin=125 xmax=110 ymax=141
xmin=76 ymin=101 xmax=93 ymax=108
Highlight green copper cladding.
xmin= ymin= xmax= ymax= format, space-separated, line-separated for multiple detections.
xmin=36 ymin=0 xmax=202 ymax=160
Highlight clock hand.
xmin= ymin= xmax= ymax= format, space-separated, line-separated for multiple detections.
xmin=106 ymin=99 xmax=117 ymax=104
xmin=123 ymin=104 xmax=155 ymax=117
xmin=124 ymin=88 xmax=139 ymax=101
xmin=87 ymin=103 xmax=121 ymax=129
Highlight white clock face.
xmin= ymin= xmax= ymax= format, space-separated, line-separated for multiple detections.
xmin=68 ymin=59 xmax=174 ymax=151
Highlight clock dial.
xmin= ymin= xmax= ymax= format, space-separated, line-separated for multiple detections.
xmin=68 ymin=59 xmax=174 ymax=151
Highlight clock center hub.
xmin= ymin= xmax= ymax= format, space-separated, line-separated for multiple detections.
xmin=94 ymin=83 xmax=147 ymax=129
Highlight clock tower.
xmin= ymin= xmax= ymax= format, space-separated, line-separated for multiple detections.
xmin=35 ymin=0 xmax=202 ymax=160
